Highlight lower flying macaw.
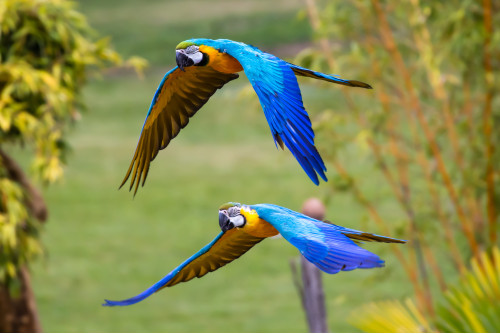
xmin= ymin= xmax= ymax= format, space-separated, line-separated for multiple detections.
xmin=103 ymin=203 xmax=405 ymax=306
xmin=121 ymin=39 xmax=372 ymax=194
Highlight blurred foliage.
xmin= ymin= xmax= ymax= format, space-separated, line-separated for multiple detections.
xmin=350 ymin=298 xmax=431 ymax=332
xmin=295 ymin=0 xmax=499 ymax=321
xmin=0 ymin=0 xmax=145 ymax=284
xmin=350 ymin=247 xmax=500 ymax=332
xmin=0 ymin=177 xmax=41 ymax=282
xmin=436 ymin=248 xmax=500 ymax=332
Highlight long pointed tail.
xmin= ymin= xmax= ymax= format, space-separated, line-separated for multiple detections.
xmin=288 ymin=63 xmax=372 ymax=89
xmin=341 ymin=231 xmax=406 ymax=244
xmin=323 ymin=220 xmax=406 ymax=244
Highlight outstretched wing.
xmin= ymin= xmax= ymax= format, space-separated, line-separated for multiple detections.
xmin=121 ymin=66 xmax=239 ymax=194
xmin=103 ymin=228 xmax=263 ymax=306
xmin=251 ymin=204 xmax=404 ymax=274
xmin=225 ymin=48 xmax=327 ymax=185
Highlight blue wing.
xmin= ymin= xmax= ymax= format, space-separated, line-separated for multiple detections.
xmin=207 ymin=40 xmax=327 ymax=185
xmin=103 ymin=228 xmax=263 ymax=306
xmin=251 ymin=204 xmax=405 ymax=274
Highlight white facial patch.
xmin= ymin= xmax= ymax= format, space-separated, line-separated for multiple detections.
xmin=189 ymin=51 xmax=203 ymax=65
xmin=229 ymin=215 xmax=245 ymax=227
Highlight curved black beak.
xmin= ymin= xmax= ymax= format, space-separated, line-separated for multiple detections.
xmin=176 ymin=51 xmax=194 ymax=72
xmin=219 ymin=211 xmax=234 ymax=232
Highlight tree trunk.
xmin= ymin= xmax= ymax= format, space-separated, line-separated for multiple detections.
xmin=0 ymin=149 xmax=47 ymax=332
xmin=0 ymin=266 xmax=42 ymax=332
xmin=299 ymin=255 xmax=328 ymax=333
xmin=0 ymin=149 xmax=47 ymax=222
xmin=290 ymin=198 xmax=329 ymax=333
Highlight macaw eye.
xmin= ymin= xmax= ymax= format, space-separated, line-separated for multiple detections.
xmin=185 ymin=45 xmax=198 ymax=54
xmin=227 ymin=206 xmax=240 ymax=217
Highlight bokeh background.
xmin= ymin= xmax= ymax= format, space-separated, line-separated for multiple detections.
xmin=1 ymin=0 xmax=499 ymax=332
xmin=33 ymin=1 xmax=395 ymax=331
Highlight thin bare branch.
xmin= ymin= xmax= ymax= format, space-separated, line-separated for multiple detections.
xmin=370 ymin=0 xmax=479 ymax=258
xmin=482 ymin=0 xmax=497 ymax=246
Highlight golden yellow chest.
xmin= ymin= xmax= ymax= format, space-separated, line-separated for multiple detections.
xmin=240 ymin=208 xmax=279 ymax=238
xmin=199 ymin=45 xmax=243 ymax=74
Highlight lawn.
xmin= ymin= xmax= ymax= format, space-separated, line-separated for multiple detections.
xmin=28 ymin=0 xmax=413 ymax=332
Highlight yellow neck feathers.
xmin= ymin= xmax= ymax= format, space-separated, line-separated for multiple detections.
xmin=240 ymin=207 xmax=279 ymax=238
xmin=199 ymin=45 xmax=243 ymax=74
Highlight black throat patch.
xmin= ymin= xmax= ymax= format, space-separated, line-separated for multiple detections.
xmin=195 ymin=52 xmax=209 ymax=66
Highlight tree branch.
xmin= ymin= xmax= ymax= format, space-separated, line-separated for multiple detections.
xmin=0 ymin=148 xmax=48 ymax=222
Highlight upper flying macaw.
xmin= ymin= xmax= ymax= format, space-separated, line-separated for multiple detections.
xmin=121 ymin=39 xmax=372 ymax=194
xmin=103 ymin=202 xmax=404 ymax=306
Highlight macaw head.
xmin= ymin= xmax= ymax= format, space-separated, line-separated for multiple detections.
xmin=218 ymin=202 xmax=246 ymax=232
xmin=175 ymin=40 xmax=207 ymax=71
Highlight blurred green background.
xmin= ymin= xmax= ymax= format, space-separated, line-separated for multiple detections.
xmin=27 ymin=0 xmax=411 ymax=332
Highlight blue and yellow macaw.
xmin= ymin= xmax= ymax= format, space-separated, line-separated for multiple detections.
xmin=103 ymin=203 xmax=404 ymax=306
xmin=121 ymin=39 xmax=372 ymax=194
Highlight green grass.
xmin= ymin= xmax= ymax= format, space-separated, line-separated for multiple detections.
xmin=79 ymin=0 xmax=311 ymax=66
xmin=30 ymin=76 xmax=412 ymax=333
xmin=26 ymin=0 xmax=415 ymax=332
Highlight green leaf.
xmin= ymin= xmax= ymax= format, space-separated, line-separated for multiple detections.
xmin=0 ymin=0 xmax=146 ymax=284
xmin=350 ymin=247 xmax=500 ymax=332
